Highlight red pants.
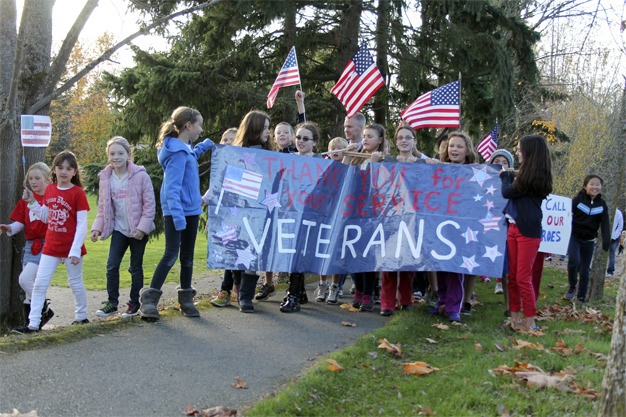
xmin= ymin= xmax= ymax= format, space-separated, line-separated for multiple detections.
xmin=531 ymin=252 xmax=546 ymax=301
xmin=381 ymin=271 xmax=414 ymax=311
xmin=507 ymin=224 xmax=540 ymax=317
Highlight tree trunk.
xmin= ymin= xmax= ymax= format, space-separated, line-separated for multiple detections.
xmin=597 ymin=76 xmax=626 ymax=417
xmin=373 ymin=0 xmax=390 ymax=125
xmin=588 ymin=243 xmax=607 ymax=301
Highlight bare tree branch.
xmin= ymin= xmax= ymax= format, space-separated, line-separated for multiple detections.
xmin=27 ymin=0 xmax=224 ymax=114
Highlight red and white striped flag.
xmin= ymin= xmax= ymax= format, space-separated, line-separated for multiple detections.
xmin=400 ymin=81 xmax=460 ymax=130
xmin=267 ymin=46 xmax=301 ymax=109
xmin=330 ymin=44 xmax=385 ymax=118
xmin=476 ymin=124 xmax=499 ymax=161
xmin=223 ymin=165 xmax=263 ymax=200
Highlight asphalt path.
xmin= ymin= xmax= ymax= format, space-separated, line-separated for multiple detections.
xmin=0 ymin=277 xmax=388 ymax=417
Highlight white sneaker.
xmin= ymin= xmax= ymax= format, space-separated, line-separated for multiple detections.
xmin=315 ymin=282 xmax=329 ymax=302
xmin=326 ymin=285 xmax=339 ymax=304
xmin=494 ymin=282 xmax=503 ymax=294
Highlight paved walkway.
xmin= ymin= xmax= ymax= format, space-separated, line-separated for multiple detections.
xmin=0 ymin=275 xmax=389 ymax=417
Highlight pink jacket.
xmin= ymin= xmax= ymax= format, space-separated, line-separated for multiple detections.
xmin=91 ymin=161 xmax=156 ymax=239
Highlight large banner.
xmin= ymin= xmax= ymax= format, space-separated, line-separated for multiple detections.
xmin=539 ymin=194 xmax=572 ymax=256
xmin=207 ymin=146 xmax=508 ymax=276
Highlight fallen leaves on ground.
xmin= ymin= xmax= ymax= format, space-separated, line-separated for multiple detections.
xmin=340 ymin=321 xmax=357 ymax=327
xmin=194 ymin=406 xmax=237 ymax=417
xmin=417 ymin=405 xmax=436 ymax=415
xmin=538 ymin=304 xmax=612 ymax=333
xmin=510 ymin=337 xmax=548 ymax=352
xmin=0 ymin=410 xmax=38 ymax=417
xmin=339 ymin=303 xmax=360 ymax=312
xmin=474 ymin=341 xmax=483 ymax=352
xmin=326 ymin=359 xmax=344 ymax=371
xmin=492 ymin=361 xmax=597 ymax=398
xmin=425 ymin=338 xmax=437 ymax=344
xmin=403 ymin=361 xmax=439 ymax=375
xmin=378 ymin=338 xmax=402 ymax=356
xmin=432 ymin=323 xmax=449 ymax=330
xmin=231 ymin=377 xmax=248 ymax=389
xmin=551 ymin=339 xmax=585 ymax=357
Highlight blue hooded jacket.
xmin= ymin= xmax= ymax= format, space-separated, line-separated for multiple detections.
xmin=158 ymin=136 xmax=213 ymax=230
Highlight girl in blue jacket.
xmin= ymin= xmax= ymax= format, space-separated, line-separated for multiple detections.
xmin=139 ymin=106 xmax=214 ymax=321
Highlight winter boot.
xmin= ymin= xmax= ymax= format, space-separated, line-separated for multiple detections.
xmin=39 ymin=299 xmax=55 ymax=329
xmin=177 ymin=287 xmax=200 ymax=317
xmin=139 ymin=288 xmax=163 ymax=320
xmin=238 ymin=273 xmax=259 ymax=313
xmin=22 ymin=303 xmax=31 ymax=327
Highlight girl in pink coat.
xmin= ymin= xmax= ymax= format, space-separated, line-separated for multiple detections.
xmin=90 ymin=137 xmax=156 ymax=318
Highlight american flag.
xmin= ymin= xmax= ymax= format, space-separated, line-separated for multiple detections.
xmin=330 ymin=44 xmax=385 ymax=118
xmin=223 ymin=165 xmax=263 ymax=200
xmin=476 ymin=124 xmax=499 ymax=161
xmin=267 ymin=46 xmax=301 ymax=109
xmin=400 ymin=81 xmax=460 ymax=130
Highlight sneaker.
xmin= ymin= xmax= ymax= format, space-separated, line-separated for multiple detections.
xmin=255 ymin=284 xmax=275 ymax=301
xmin=606 ymin=272 xmax=614 ymax=278
xmin=40 ymin=300 xmax=55 ymax=329
xmin=314 ymin=282 xmax=329 ymax=302
xmin=71 ymin=319 xmax=90 ymax=325
xmin=494 ymin=282 xmax=503 ymax=294
xmin=280 ymin=294 xmax=300 ymax=313
xmin=564 ymin=290 xmax=575 ymax=301
xmin=413 ymin=291 xmax=423 ymax=299
xmin=448 ymin=312 xmax=461 ymax=322
xmin=461 ymin=302 xmax=472 ymax=316
xmin=380 ymin=309 xmax=393 ymax=317
xmin=239 ymin=299 xmax=254 ymax=313
xmin=337 ymin=288 xmax=344 ymax=298
xmin=211 ymin=290 xmax=231 ymax=307
xmin=96 ymin=301 xmax=118 ymax=317
xmin=360 ymin=295 xmax=373 ymax=312
xmin=326 ymin=285 xmax=339 ymax=305
xmin=349 ymin=285 xmax=356 ymax=295
xmin=11 ymin=326 xmax=38 ymax=334
xmin=481 ymin=276 xmax=491 ymax=283
xmin=121 ymin=301 xmax=140 ymax=318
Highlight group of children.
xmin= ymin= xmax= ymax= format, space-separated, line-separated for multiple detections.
xmin=1 ymin=95 xmax=616 ymax=334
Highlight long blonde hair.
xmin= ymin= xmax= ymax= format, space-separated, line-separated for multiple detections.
xmin=156 ymin=107 xmax=202 ymax=149
xmin=24 ymin=162 xmax=51 ymax=188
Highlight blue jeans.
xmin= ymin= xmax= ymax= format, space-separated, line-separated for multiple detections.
xmin=607 ymin=239 xmax=619 ymax=274
xmin=150 ymin=215 xmax=199 ymax=290
xmin=567 ymin=236 xmax=595 ymax=300
xmin=106 ymin=230 xmax=149 ymax=305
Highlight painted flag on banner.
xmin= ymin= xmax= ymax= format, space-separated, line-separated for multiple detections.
xmin=400 ymin=81 xmax=460 ymax=130
xmin=476 ymin=124 xmax=499 ymax=161
xmin=21 ymin=115 xmax=52 ymax=147
xmin=267 ymin=46 xmax=301 ymax=109
xmin=223 ymin=165 xmax=263 ymax=200
xmin=330 ymin=44 xmax=385 ymax=118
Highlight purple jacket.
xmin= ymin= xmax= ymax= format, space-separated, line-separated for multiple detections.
xmin=91 ymin=162 xmax=156 ymax=239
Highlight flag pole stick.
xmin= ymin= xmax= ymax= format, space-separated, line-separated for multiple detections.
xmin=214 ymin=188 xmax=225 ymax=215
xmin=458 ymin=71 xmax=463 ymax=130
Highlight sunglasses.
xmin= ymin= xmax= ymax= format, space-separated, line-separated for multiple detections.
xmin=296 ymin=135 xmax=313 ymax=142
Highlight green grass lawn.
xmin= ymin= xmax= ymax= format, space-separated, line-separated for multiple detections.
xmin=50 ymin=193 xmax=210 ymax=290
xmin=245 ymin=268 xmax=619 ymax=416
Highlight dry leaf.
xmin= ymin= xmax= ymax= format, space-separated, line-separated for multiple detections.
xmin=432 ymin=323 xmax=449 ymax=330
xmin=201 ymin=406 xmax=237 ymax=417
xmin=326 ymin=359 xmax=344 ymax=371
xmin=340 ymin=321 xmax=357 ymax=327
xmin=574 ymin=343 xmax=585 ymax=353
xmin=403 ymin=361 xmax=439 ymax=375
xmin=377 ymin=338 xmax=402 ymax=356
xmin=511 ymin=337 xmax=546 ymax=352
xmin=231 ymin=377 xmax=248 ymax=389
xmin=184 ymin=405 xmax=200 ymax=416
xmin=340 ymin=303 xmax=361 ymax=312
xmin=495 ymin=343 xmax=505 ymax=352
xmin=0 ymin=410 xmax=39 ymax=417
xmin=474 ymin=341 xmax=483 ymax=352
xmin=418 ymin=405 xmax=436 ymax=415
xmin=425 ymin=338 xmax=438 ymax=344
xmin=589 ymin=351 xmax=608 ymax=361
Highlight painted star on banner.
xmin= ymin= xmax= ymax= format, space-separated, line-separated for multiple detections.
xmin=483 ymin=200 xmax=495 ymax=210
xmin=460 ymin=255 xmax=480 ymax=274
xmin=479 ymin=212 xmax=502 ymax=232
xmin=482 ymin=245 xmax=503 ymax=262
xmin=260 ymin=190 xmax=281 ymax=213
xmin=213 ymin=251 xmax=223 ymax=262
xmin=485 ymin=185 xmax=497 ymax=196
xmin=473 ymin=194 xmax=483 ymax=202
xmin=241 ymin=151 xmax=257 ymax=169
xmin=461 ymin=226 xmax=479 ymax=244
xmin=469 ymin=166 xmax=493 ymax=188
xmin=236 ymin=246 xmax=256 ymax=269
xmin=229 ymin=206 xmax=239 ymax=217
xmin=216 ymin=223 xmax=238 ymax=245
